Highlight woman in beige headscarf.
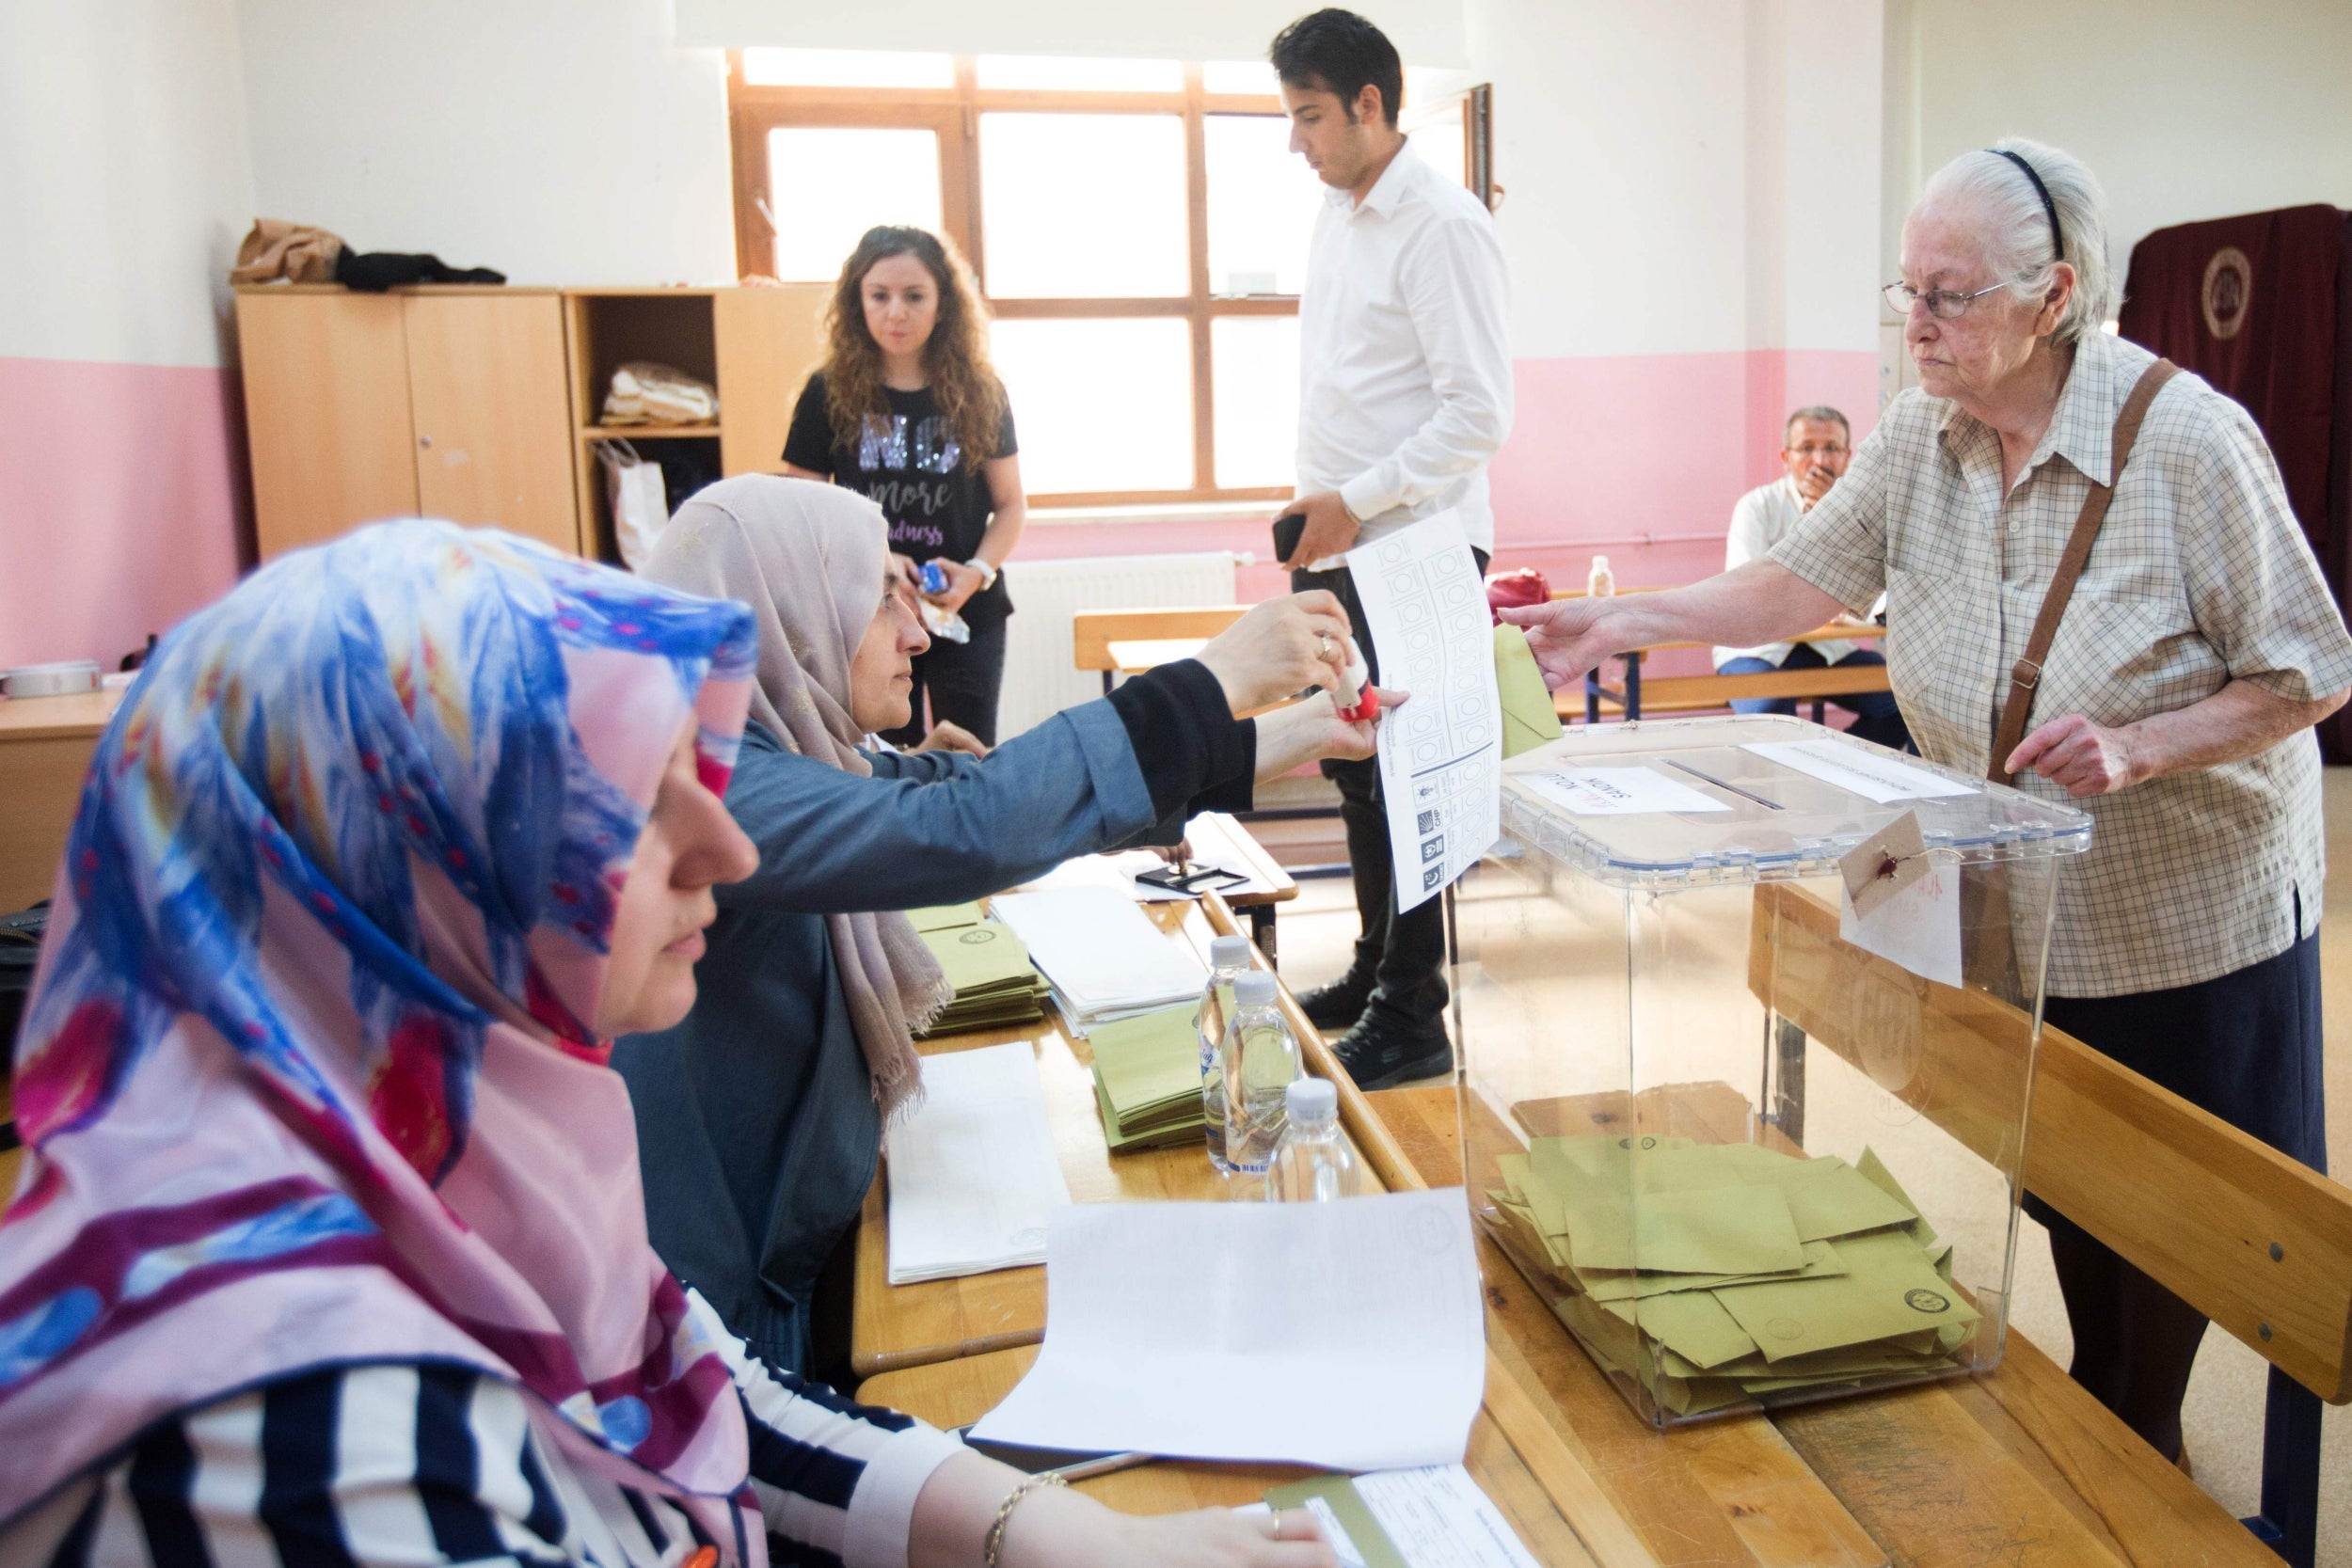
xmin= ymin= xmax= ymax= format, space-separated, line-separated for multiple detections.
xmin=615 ymin=475 xmax=1394 ymax=1373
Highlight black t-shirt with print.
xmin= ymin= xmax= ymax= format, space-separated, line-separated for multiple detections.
xmin=782 ymin=373 xmax=1018 ymax=624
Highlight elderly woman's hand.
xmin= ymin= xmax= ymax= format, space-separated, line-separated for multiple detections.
xmin=2005 ymin=714 xmax=2141 ymax=797
xmin=1497 ymin=597 xmax=1628 ymax=690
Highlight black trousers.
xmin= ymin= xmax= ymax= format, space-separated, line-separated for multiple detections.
xmin=1292 ymin=546 xmax=1487 ymax=1030
xmin=2025 ymin=902 xmax=2325 ymax=1458
xmin=882 ymin=612 xmax=1009 ymax=748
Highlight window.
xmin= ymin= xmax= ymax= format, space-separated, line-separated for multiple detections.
xmin=728 ymin=52 xmax=1491 ymax=506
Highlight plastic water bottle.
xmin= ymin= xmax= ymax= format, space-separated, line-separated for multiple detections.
xmin=1220 ymin=971 xmax=1301 ymax=1176
xmin=1197 ymin=935 xmax=1253 ymax=1172
xmin=1588 ymin=554 xmax=1615 ymax=598
xmin=1265 ymin=1077 xmax=1363 ymax=1202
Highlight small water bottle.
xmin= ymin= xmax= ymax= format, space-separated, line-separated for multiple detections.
xmin=1221 ymin=972 xmax=1301 ymax=1176
xmin=1265 ymin=1077 xmax=1362 ymax=1202
xmin=1588 ymin=554 xmax=1615 ymax=598
xmin=1197 ymin=935 xmax=1253 ymax=1172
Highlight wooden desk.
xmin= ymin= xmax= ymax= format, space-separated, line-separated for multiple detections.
xmin=851 ymin=898 xmax=1351 ymax=1379
xmin=0 ymin=689 xmax=121 ymax=911
xmin=1104 ymin=637 xmax=1210 ymax=675
xmin=1183 ymin=813 xmax=1297 ymax=960
xmin=1075 ymin=607 xmax=1248 ymax=694
xmin=1369 ymin=1085 xmax=2274 ymax=1568
xmin=861 ymin=1345 xmax=1629 ymax=1567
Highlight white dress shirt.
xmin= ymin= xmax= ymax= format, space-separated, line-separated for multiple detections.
xmin=1295 ymin=142 xmax=1513 ymax=560
xmin=1713 ymin=476 xmax=1858 ymax=668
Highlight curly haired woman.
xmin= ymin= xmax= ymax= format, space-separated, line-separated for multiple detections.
xmin=784 ymin=226 xmax=1024 ymax=748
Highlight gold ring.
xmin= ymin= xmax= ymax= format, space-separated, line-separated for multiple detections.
xmin=1317 ymin=632 xmax=1336 ymax=661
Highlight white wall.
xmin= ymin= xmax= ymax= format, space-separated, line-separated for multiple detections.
xmin=1462 ymin=0 xmax=1881 ymax=362
xmin=1884 ymin=0 xmax=2352 ymax=290
xmin=679 ymin=0 xmax=1468 ymax=69
xmin=235 ymin=0 xmax=736 ymax=288
xmin=0 ymin=0 xmax=254 ymax=366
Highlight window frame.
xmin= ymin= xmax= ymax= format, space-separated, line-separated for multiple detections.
xmin=727 ymin=55 xmax=1303 ymax=508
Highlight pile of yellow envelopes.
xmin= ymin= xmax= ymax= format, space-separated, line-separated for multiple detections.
xmin=1489 ymin=1132 xmax=1976 ymax=1418
xmin=910 ymin=904 xmax=1050 ymax=1034
xmin=1086 ymin=1003 xmax=1211 ymax=1153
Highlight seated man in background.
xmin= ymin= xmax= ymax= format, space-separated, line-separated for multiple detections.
xmin=1714 ymin=405 xmax=1912 ymax=751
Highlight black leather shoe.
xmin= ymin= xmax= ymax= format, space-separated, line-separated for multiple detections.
xmin=1295 ymin=968 xmax=1376 ymax=1031
xmin=1331 ymin=1011 xmax=1454 ymax=1090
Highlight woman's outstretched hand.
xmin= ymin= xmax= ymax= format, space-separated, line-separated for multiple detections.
xmin=914 ymin=721 xmax=990 ymax=758
xmin=1195 ymin=594 xmax=1357 ymax=713
xmin=1252 ymin=687 xmax=1407 ymax=779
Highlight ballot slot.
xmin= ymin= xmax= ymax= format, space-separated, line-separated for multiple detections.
xmin=1454 ymin=713 xmax=2091 ymax=1429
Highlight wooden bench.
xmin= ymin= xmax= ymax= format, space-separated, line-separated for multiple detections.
xmin=1535 ymin=588 xmax=1889 ymax=723
xmin=1749 ymin=879 xmax=2352 ymax=1565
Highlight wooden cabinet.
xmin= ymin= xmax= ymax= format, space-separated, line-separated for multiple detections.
xmin=237 ymin=291 xmax=419 ymax=554
xmin=236 ymin=284 xmax=828 ymax=564
xmin=402 ymin=293 xmax=575 ymax=548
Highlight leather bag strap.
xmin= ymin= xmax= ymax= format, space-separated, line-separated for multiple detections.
xmin=1987 ymin=357 xmax=2181 ymax=784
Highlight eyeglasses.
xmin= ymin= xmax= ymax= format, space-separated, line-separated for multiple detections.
xmin=1883 ymin=281 xmax=2008 ymax=320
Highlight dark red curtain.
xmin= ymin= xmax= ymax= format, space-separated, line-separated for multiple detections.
xmin=2119 ymin=205 xmax=2352 ymax=755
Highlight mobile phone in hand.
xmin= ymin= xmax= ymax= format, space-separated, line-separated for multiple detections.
xmin=1271 ymin=511 xmax=1306 ymax=568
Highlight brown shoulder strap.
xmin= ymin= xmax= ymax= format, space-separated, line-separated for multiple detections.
xmin=1988 ymin=357 xmax=2181 ymax=784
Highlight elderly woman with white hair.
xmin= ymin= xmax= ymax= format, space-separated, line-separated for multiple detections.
xmin=1503 ymin=138 xmax=2352 ymax=1461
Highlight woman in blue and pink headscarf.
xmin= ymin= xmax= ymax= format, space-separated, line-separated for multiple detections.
xmin=0 ymin=524 xmax=1335 ymax=1568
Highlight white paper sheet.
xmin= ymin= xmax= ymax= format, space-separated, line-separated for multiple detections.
xmin=989 ymin=888 xmax=1208 ymax=1024
xmin=1742 ymin=738 xmax=1976 ymax=803
xmin=884 ymin=1042 xmax=1073 ymax=1284
xmin=1518 ymin=766 xmax=1732 ymax=816
xmin=1356 ymin=1466 xmax=1546 ymax=1568
xmin=968 ymin=1191 xmax=1485 ymax=1470
xmin=1346 ymin=513 xmax=1502 ymax=913
xmin=1017 ymin=851 xmax=1192 ymax=902
xmin=1838 ymin=860 xmax=1964 ymax=988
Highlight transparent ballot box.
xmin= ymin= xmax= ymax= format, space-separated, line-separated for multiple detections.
xmin=1454 ymin=715 xmax=2090 ymax=1428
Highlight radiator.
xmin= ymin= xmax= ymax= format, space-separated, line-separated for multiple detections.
xmin=995 ymin=551 xmax=1241 ymax=737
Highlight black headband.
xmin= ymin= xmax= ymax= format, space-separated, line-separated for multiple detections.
xmin=1986 ymin=148 xmax=2064 ymax=263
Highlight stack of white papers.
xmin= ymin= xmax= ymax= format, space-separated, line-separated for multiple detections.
xmin=988 ymin=888 xmax=1208 ymax=1033
xmin=884 ymin=1042 xmax=1073 ymax=1285
xmin=970 ymin=1191 xmax=1486 ymax=1470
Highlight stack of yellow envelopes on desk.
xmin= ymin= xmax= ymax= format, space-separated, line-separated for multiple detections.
xmin=1488 ymin=1132 xmax=1974 ymax=1417
xmin=910 ymin=904 xmax=1049 ymax=1035
xmin=1086 ymin=1003 xmax=1209 ymax=1153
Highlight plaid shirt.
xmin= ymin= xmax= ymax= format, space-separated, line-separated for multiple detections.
xmin=1773 ymin=329 xmax=2352 ymax=996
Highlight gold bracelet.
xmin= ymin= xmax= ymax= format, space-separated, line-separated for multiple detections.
xmin=982 ymin=1472 xmax=1067 ymax=1568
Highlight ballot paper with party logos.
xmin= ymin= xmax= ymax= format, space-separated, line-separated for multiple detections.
xmin=1345 ymin=512 xmax=1502 ymax=913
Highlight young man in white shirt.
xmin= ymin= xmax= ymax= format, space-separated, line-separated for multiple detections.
xmin=1272 ymin=8 xmax=1513 ymax=1088
xmin=1713 ymin=406 xmax=1910 ymax=752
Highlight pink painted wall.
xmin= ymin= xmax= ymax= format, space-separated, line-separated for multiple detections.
xmin=0 ymin=357 xmax=248 ymax=672
xmin=1015 ymin=346 xmax=1883 ymax=646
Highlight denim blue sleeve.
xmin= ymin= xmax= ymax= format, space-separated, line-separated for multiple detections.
xmin=860 ymin=747 xmax=972 ymax=784
xmin=717 ymin=707 xmax=1155 ymax=913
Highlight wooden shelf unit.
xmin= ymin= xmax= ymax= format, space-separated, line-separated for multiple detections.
xmin=235 ymin=283 xmax=828 ymax=564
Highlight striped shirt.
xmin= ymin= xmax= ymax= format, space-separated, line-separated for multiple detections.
xmin=0 ymin=1298 xmax=961 ymax=1568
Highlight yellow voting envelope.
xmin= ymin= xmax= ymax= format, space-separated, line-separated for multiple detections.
xmin=1494 ymin=623 xmax=1564 ymax=757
